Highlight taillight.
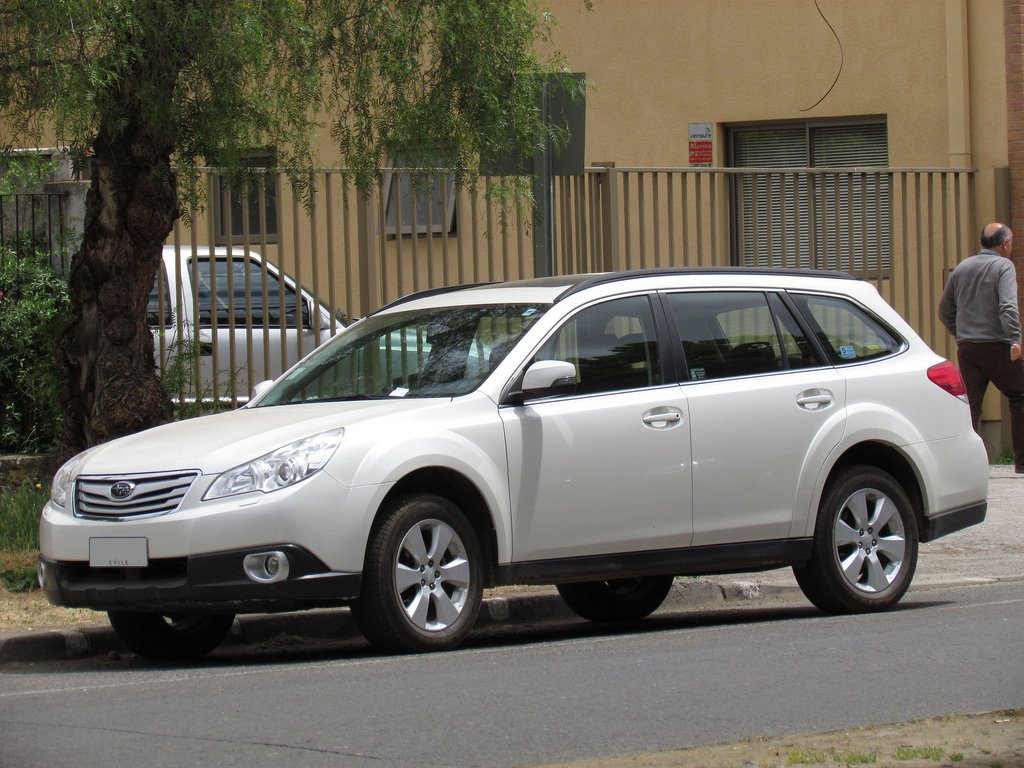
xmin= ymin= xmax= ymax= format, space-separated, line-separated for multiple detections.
xmin=928 ymin=361 xmax=968 ymax=403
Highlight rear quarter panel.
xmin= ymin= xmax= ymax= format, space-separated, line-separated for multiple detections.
xmin=795 ymin=345 xmax=988 ymax=538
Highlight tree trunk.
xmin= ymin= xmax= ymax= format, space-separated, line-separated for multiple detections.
xmin=55 ymin=124 xmax=178 ymax=464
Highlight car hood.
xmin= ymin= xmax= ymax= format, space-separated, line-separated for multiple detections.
xmin=73 ymin=399 xmax=451 ymax=476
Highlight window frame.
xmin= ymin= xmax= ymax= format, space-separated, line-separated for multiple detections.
xmin=726 ymin=117 xmax=890 ymax=274
xmin=382 ymin=155 xmax=457 ymax=238
xmin=213 ymin=151 xmax=280 ymax=246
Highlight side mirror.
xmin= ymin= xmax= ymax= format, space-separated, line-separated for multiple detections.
xmin=249 ymin=380 xmax=275 ymax=404
xmin=506 ymin=360 xmax=577 ymax=404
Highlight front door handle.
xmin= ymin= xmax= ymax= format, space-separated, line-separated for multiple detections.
xmin=642 ymin=407 xmax=683 ymax=429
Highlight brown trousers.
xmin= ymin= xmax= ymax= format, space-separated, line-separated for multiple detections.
xmin=957 ymin=341 xmax=1024 ymax=468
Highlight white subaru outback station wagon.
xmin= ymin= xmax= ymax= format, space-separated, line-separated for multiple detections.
xmin=39 ymin=268 xmax=989 ymax=658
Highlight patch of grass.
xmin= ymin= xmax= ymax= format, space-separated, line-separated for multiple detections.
xmin=837 ymin=750 xmax=879 ymax=764
xmin=0 ymin=565 xmax=37 ymax=591
xmin=788 ymin=750 xmax=827 ymax=765
xmin=0 ymin=480 xmax=47 ymax=552
xmin=993 ymin=446 xmax=1015 ymax=465
xmin=893 ymin=746 xmax=945 ymax=760
xmin=950 ymin=754 xmax=964 ymax=763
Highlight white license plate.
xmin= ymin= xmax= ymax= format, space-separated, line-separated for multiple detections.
xmin=89 ymin=538 xmax=149 ymax=568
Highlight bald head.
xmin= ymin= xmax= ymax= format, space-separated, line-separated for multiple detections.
xmin=981 ymin=222 xmax=1013 ymax=250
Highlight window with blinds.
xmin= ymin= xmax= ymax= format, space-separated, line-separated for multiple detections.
xmin=731 ymin=121 xmax=890 ymax=273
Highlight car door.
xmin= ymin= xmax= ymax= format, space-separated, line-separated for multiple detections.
xmin=663 ymin=290 xmax=847 ymax=546
xmin=501 ymin=294 xmax=693 ymax=562
xmin=192 ymin=255 xmax=322 ymax=394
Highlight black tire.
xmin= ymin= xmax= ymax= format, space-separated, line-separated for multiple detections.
xmin=351 ymin=493 xmax=484 ymax=654
xmin=794 ymin=465 xmax=919 ymax=614
xmin=107 ymin=611 xmax=235 ymax=660
xmin=556 ymin=575 xmax=675 ymax=623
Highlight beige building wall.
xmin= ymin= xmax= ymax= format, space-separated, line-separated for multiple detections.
xmin=541 ymin=1 xmax=1006 ymax=178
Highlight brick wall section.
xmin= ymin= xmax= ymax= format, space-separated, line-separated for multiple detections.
xmin=1006 ymin=0 xmax=1024 ymax=288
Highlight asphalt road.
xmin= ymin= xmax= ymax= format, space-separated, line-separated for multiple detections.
xmin=1 ymin=580 xmax=1021 ymax=768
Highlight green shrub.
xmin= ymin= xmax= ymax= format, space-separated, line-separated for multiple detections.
xmin=0 ymin=480 xmax=47 ymax=552
xmin=0 ymin=252 xmax=68 ymax=453
xmin=0 ymin=565 xmax=38 ymax=591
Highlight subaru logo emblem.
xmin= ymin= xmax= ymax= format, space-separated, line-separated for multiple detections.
xmin=109 ymin=481 xmax=136 ymax=500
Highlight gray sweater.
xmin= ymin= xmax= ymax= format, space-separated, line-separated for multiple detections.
xmin=939 ymin=249 xmax=1021 ymax=345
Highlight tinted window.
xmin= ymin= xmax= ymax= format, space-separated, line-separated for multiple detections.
xmin=147 ymin=267 xmax=172 ymax=326
xmin=260 ymin=303 xmax=547 ymax=402
xmin=192 ymin=258 xmax=300 ymax=329
xmin=666 ymin=291 xmax=820 ymax=381
xmin=535 ymin=296 xmax=662 ymax=395
xmin=791 ymin=293 xmax=903 ymax=364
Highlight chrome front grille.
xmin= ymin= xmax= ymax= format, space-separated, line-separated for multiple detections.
xmin=75 ymin=472 xmax=199 ymax=519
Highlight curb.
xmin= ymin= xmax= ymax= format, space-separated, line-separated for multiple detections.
xmin=5 ymin=575 xmax=1024 ymax=664
xmin=0 ymin=577 xmax=796 ymax=664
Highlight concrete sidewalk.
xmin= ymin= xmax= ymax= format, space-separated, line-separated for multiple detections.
xmin=3 ymin=467 xmax=1022 ymax=664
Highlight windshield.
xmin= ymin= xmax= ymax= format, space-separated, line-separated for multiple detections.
xmin=257 ymin=303 xmax=549 ymax=404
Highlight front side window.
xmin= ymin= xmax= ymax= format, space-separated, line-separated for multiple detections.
xmin=259 ymin=303 xmax=548 ymax=403
xmin=535 ymin=296 xmax=662 ymax=395
xmin=191 ymin=257 xmax=300 ymax=329
xmin=666 ymin=291 xmax=821 ymax=382
xmin=790 ymin=293 xmax=903 ymax=364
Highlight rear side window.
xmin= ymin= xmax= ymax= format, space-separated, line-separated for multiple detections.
xmin=665 ymin=291 xmax=821 ymax=381
xmin=790 ymin=293 xmax=903 ymax=364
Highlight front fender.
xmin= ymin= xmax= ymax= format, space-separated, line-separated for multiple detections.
xmin=325 ymin=397 xmax=511 ymax=568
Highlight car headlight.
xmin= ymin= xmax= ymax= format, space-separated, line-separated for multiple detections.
xmin=204 ymin=428 xmax=345 ymax=500
xmin=50 ymin=446 xmax=102 ymax=509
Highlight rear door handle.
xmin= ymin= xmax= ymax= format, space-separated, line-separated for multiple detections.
xmin=796 ymin=389 xmax=834 ymax=411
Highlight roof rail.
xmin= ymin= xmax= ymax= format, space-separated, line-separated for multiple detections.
xmin=554 ymin=266 xmax=855 ymax=303
xmin=373 ymin=282 xmax=498 ymax=314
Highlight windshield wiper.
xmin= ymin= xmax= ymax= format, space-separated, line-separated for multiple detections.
xmin=304 ymin=394 xmax=393 ymax=403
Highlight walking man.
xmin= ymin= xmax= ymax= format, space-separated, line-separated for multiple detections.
xmin=939 ymin=222 xmax=1024 ymax=472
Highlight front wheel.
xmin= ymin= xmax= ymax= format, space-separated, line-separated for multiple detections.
xmin=351 ymin=493 xmax=484 ymax=654
xmin=794 ymin=465 xmax=918 ymax=614
xmin=107 ymin=611 xmax=235 ymax=660
xmin=556 ymin=575 xmax=675 ymax=623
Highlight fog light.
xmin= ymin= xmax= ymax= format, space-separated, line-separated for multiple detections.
xmin=37 ymin=558 xmax=57 ymax=591
xmin=243 ymin=551 xmax=291 ymax=583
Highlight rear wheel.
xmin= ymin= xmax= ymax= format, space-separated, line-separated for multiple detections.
xmin=352 ymin=493 xmax=484 ymax=653
xmin=556 ymin=575 xmax=675 ymax=623
xmin=107 ymin=611 xmax=235 ymax=660
xmin=794 ymin=465 xmax=918 ymax=614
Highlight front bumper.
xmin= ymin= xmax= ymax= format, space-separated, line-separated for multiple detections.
xmin=39 ymin=544 xmax=361 ymax=614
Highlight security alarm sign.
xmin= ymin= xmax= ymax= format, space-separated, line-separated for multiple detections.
xmin=689 ymin=123 xmax=713 ymax=167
